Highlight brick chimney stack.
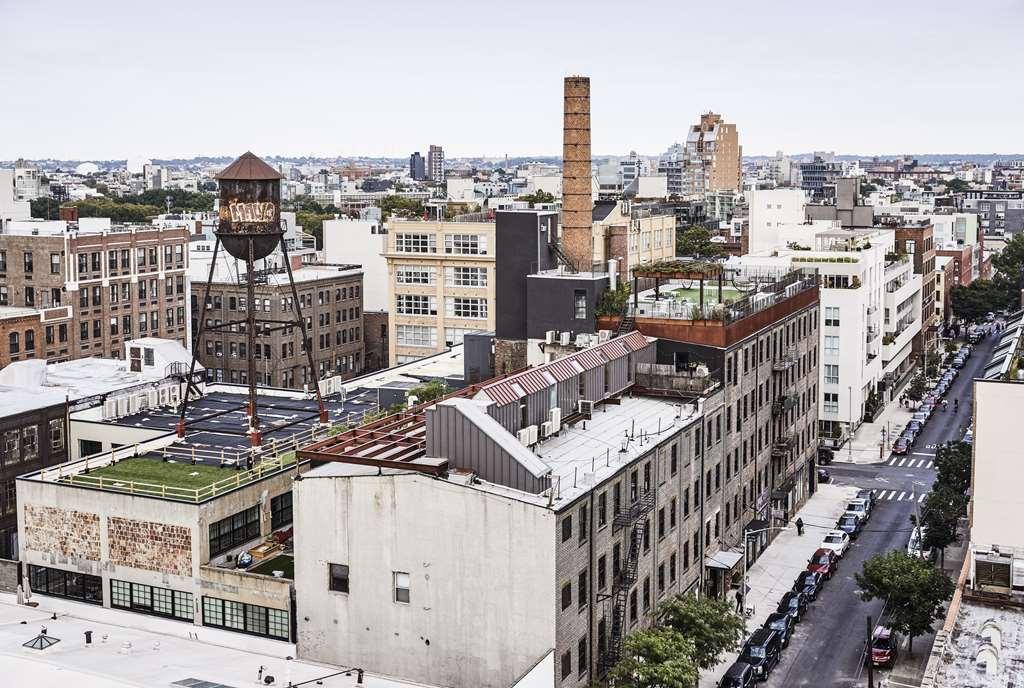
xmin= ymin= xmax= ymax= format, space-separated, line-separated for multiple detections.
xmin=562 ymin=76 xmax=592 ymax=272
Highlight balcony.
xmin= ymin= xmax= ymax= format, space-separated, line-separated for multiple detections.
xmin=866 ymin=326 xmax=880 ymax=343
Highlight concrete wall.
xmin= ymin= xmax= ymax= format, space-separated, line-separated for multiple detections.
xmin=200 ymin=565 xmax=292 ymax=611
xmin=294 ymin=469 xmax=556 ymax=688
xmin=322 ymin=219 xmax=388 ymax=311
xmin=971 ymin=380 xmax=1024 ymax=550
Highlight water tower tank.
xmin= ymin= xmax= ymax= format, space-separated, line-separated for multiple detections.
xmin=215 ymin=152 xmax=285 ymax=261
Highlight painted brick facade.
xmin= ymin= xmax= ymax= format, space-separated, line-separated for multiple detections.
xmin=23 ymin=504 xmax=100 ymax=560
xmin=108 ymin=516 xmax=192 ymax=576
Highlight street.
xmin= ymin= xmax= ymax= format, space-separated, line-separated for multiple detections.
xmin=763 ymin=332 xmax=994 ymax=687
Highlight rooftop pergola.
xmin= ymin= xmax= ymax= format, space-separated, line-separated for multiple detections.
xmin=631 ymin=259 xmax=727 ymax=312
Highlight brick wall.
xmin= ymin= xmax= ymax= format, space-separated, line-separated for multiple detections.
xmin=0 ymin=557 xmax=18 ymax=592
xmin=23 ymin=504 xmax=100 ymax=560
xmin=108 ymin=516 xmax=192 ymax=576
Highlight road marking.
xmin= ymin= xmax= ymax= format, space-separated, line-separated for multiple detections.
xmin=898 ymin=458 xmax=908 ymax=467
xmin=897 ymin=491 xmax=907 ymax=501
xmin=919 ymin=493 xmax=926 ymax=503
xmin=926 ymin=461 xmax=934 ymax=469
xmin=913 ymin=451 xmax=937 ymax=457
xmin=882 ymin=490 xmax=895 ymax=500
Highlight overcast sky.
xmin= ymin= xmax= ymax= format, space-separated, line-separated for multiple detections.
xmin=2 ymin=0 xmax=1021 ymax=161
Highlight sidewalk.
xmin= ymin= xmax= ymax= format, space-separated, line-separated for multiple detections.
xmin=841 ymin=397 xmax=916 ymax=465
xmin=701 ymin=483 xmax=860 ymax=687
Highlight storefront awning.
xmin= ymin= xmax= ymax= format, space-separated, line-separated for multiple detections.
xmin=745 ymin=518 xmax=769 ymax=533
xmin=705 ymin=550 xmax=743 ymax=570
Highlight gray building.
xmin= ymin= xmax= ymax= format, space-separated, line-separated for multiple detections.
xmin=799 ymin=156 xmax=844 ymax=200
xmin=962 ymin=189 xmax=1024 ymax=235
xmin=409 ymin=151 xmax=425 ymax=181
xmin=805 ymin=177 xmax=875 ymax=228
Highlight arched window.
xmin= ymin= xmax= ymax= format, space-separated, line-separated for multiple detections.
xmin=24 ymin=329 xmax=35 ymax=351
xmin=9 ymin=331 xmax=19 ymax=354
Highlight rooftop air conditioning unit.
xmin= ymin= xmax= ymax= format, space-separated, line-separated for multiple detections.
xmin=578 ymin=399 xmax=595 ymax=417
xmin=575 ymin=333 xmax=589 ymax=347
xmin=559 ymin=331 xmax=572 ymax=346
xmin=540 ymin=421 xmax=553 ymax=438
xmin=598 ymin=330 xmax=612 ymax=343
xmin=517 ymin=426 xmax=534 ymax=447
xmin=545 ymin=330 xmax=556 ymax=344
xmin=549 ymin=407 xmax=562 ymax=434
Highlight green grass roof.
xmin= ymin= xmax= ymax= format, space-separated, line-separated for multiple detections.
xmin=83 ymin=457 xmax=235 ymax=489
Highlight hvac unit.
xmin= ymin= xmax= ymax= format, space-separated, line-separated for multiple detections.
xmin=540 ymin=421 xmax=554 ymax=438
xmin=148 ymin=390 xmax=159 ymax=407
xmin=575 ymin=333 xmax=589 ymax=347
xmin=559 ymin=331 xmax=571 ymax=346
xmin=117 ymin=398 xmax=129 ymax=417
xmin=578 ymin=399 xmax=595 ymax=416
xmin=545 ymin=330 xmax=556 ymax=344
xmin=527 ymin=424 xmax=539 ymax=445
xmin=518 ymin=425 xmax=539 ymax=446
xmin=103 ymin=400 xmax=117 ymax=420
xmin=598 ymin=329 xmax=612 ymax=342
xmin=549 ymin=407 xmax=562 ymax=433
xmin=169 ymin=388 xmax=179 ymax=405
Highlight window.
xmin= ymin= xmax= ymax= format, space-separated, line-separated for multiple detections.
xmin=23 ymin=251 xmax=33 ymax=273
xmin=394 ymin=233 xmax=435 ymax=253
xmin=578 ymin=569 xmax=588 ymax=608
xmin=561 ymin=650 xmax=572 ymax=680
xmin=824 ymin=335 xmax=839 ymax=356
xmin=395 ymin=294 xmax=436 ymax=315
xmin=824 ymin=364 xmax=839 ymax=385
xmin=208 ymin=505 xmax=260 ymax=557
xmin=329 ymin=563 xmax=349 ymax=593
xmin=597 ymin=555 xmax=607 ymax=590
xmin=824 ymin=392 xmax=839 ymax=413
xmin=202 ymin=597 xmax=289 ymax=641
xmin=395 ymin=265 xmax=436 ymax=284
xmin=8 ymin=332 xmax=17 ymax=354
xmin=597 ymin=491 xmax=607 ymax=527
xmin=824 ymin=306 xmax=839 ymax=326
xmin=578 ymin=635 xmax=588 ymax=676
xmin=270 ymin=492 xmax=292 ymax=530
xmin=49 ymin=418 xmax=64 ymax=450
xmin=396 ymin=324 xmax=437 ymax=348
xmin=574 ymin=290 xmax=587 ymax=319
xmin=50 ymin=253 xmax=61 ymax=274
xmin=29 ymin=565 xmax=101 ymax=604
xmin=394 ymin=571 xmax=410 ymax=603
xmin=444 ymin=266 xmax=488 ymax=287
xmin=561 ymin=515 xmax=572 ymax=542
xmin=561 ymin=581 xmax=572 ymax=610
xmin=445 ymin=296 xmax=487 ymax=319
xmin=443 ymin=233 xmax=488 ymax=255
xmin=110 ymin=579 xmax=193 ymax=621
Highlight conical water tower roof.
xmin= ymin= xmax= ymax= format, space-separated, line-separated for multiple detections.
xmin=215 ymin=152 xmax=284 ymax=181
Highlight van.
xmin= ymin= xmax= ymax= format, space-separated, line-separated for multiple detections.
xmin=846 ymin=498 xmax=870 ymax=523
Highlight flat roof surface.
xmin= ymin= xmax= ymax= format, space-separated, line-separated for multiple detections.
xmin=934 ymin=599 xmax=1024 ymax=687
xmin=0 ymin=598 xmax=436 ymax=688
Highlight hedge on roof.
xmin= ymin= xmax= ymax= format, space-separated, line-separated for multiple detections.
xmin=633 ymin=259 xmax=723 ymax=278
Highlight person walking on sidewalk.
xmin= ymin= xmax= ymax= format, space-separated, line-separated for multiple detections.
xmin=735 ymin=590 xmax=744 ymax=614
xmin=796 ymin=517 xmax=804 ymax=536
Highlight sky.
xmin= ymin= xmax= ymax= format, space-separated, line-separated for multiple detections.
xmin=1 ymin=0 xmax=1022 ymax=161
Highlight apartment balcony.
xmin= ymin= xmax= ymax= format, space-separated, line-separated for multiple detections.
xmin=865 ymin=326 xmax=880 ymax=344
xmin=882 ymin=318 xmax=918 ymax=362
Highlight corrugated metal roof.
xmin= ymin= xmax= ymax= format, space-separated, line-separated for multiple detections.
xmin=548 ymin=357 xmax=585 ymax=381
xmin=573 ymin=348 xmax=608 ymax=370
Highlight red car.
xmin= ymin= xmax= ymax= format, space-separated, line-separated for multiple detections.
xmin=807 ymin=548 xmax=840 ymax=579
xmin=892 ymin=437 xmax=911 ymax=455
xmin=870 ymin=626 xmax=899 ymax=667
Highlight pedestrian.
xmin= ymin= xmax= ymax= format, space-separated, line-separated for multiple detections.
xmin=796 ymin=517 xmax=804 ymax=536
xmin=735 ymin=590 xmax=744 ymax=614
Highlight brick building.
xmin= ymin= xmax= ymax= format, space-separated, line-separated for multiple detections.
xmin=0 ymin=219 xmax=190 ymax=361
xmin=891 ymin=219 xmax=938 ymax=359
xmin=190 ymin=246 xmax=365 ymax=388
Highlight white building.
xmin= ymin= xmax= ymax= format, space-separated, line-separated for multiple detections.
xmin=0 ymin=170 xmax=31 ymax=231
xmin=322 ymin=217 xmax=389 ymax=311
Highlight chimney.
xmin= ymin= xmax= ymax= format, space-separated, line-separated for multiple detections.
xmin=562 ymin=76 xmax=592 ymax=272
xmin=59 ymin=206 xmax=78 ymax=223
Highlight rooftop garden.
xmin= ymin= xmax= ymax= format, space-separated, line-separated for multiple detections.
xmin=248 ymin=554 xmax=295 ymax=579
xmin=633 ymin=259 xmax=724 ymax=279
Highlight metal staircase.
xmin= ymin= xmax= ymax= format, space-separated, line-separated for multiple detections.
xmin=599 ymin=491 xmax=655 ymax=675
xmin=616 ymin=301 xmax=636 ymax=337
xmin=549 ymin=241 xmax=578 ymax=273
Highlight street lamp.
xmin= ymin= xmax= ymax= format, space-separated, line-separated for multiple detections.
xmin=741 ymin=525 xmax=792 ymax=618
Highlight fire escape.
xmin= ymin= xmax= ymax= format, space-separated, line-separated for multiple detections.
xmin=549 ymin=241 xmax=578 ymax=274
xmin=598 ymin=490 xmax=655 ymax=675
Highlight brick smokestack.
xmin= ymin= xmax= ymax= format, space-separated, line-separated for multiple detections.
xmin=562 ymin=76 xmax=592 ymax=272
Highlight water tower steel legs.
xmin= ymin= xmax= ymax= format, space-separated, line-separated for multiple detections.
xmin=177 ymin=237 xmax=222 ymax=439
xmin=246 ymin=238 xmax=261 ymax=446
xmin=279 ymin=237 xmax=329 ymax=424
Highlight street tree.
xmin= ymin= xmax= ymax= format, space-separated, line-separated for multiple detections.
xmin=856 ymin=550 xmax=955 ymax=653
xmin=950 ymin=279 xmax=1012 ymax=324
xmin=609 ymin=626 xmax=699 ymax=688
xmin=934 ymin=441 xmax=972 ymax=496
xmin=905 ymin=374 xmax=927 ymax=402
xmin=920 ymin=484 xmax=968 ymax=566
xmin=656 ymin=594 xmax=745 ymax=671
xmin=676 ymin=226 xmax=724 ymax=258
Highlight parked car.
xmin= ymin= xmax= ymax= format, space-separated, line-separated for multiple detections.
xmin=963 ymin=428 xmax=974 ymax=444
xmin=952 ymin=357 xmax=965 ymax=369
xmin=762 ymin=612 xmax=795 ymax=649
xmin=919 ymin=403 xmax=934 ymax=419
xmin=719 ymin=661 xmax=757 ymax=688
xmin=892 ymin=437 xmax=911 ymax=455
xmin=845 ymin=498 xmax=871 ymax=523
xmin=856 ymin=489 xmax=876 ymax=509
xmin=935 ymin=381 xmax=949 ymax=396
xmin=776 ymin=591 xmax=809 ymax=623
xmin=807 ymin=547 xmax=840 ymax=579
xmin=837 ymin=513 xmax=863 ymax=539
xmin=739 ymin=628 xmax=782 ymax=681
xmin=907 ymin=526 xmax=929 ymax=558
xmin=817 ymin=467 xmax=831 ymax=484
xmin=820 ymin=530 xmax=850 ymax=558
xmin=793 ymin=570 xmax=825 ymax=601
xmin=900 ymin=427 xmax=917 ymax=445
xmin=817 ymin=446 xmax=834 ymax=465
xmin=870 ymin=626 xmax=900 ymax=668
xmin=907 ymin=420 xmax=923 ymax=434
xmin=912 ymin=411 xmax=928 ymax=424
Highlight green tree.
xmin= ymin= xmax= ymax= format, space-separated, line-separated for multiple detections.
xmin=920 ymin=484 xmax=967 ymax=566
xmin=676 ymin=226 xmax=724 ymax=258
xmin=408 ymin=379 xmax=448 ymax=405
xmin=296 ymin=211 xmax=334 ymax=249
xmin=517 ymin=190 xmax=555 ymax=207
xmin=379 ymin=195 xmax=425 ymax=219
xmin=856 ymin=551 xmax=955 ymax=653
xmin=72 ymin=198 xmax=162 ymax=222
xmin=945 ymin=178 xmax=971 ymax=193
xmin=596 ymin=282 xmax=631 ymax=316
xmin=609 ymin=627 xmax=699 ymax=688
xmin=934 ymin=441 xmax=971 ymax=496
xmin=656 ymin=594 xmax=745 ymax=671
xmin=29 ymin=197 xmax=61 ymax=220
xmin=905 ymin=373 xmax=927 ymax=402
xmin=950 ymin=279 xmax=1012 ymax=323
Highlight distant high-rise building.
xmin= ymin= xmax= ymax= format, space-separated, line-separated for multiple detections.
xmin=427 ymin=145 xmax=445 ymax=183
xmin=685 ymin=112 xmax=741 ymax=193
xmin=409 ymin=151 xmax=425 ymax=180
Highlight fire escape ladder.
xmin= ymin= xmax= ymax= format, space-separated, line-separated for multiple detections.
xmin=600 ymin=497 xmax=652 ymax=675
xmin=549 ymin=241 xmax=579 ymax=273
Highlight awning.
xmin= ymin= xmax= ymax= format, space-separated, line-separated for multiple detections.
xmin=745 ymin=519 xmax=769 ymax=533
xmin=705 ymin=550 xmax=743 ymax=570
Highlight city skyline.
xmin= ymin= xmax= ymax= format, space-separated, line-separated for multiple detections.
xmin=2 ymin=0 xmax=1022 ymax=160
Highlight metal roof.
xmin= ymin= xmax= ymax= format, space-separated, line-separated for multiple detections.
xmin=215 ymin=152 xmax=285 ymax=181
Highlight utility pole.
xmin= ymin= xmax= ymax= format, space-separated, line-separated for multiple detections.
xmin=866 ymin=615 xmax=875 ymax=688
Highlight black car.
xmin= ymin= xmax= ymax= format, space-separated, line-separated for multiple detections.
xmin=762 ymin=612 xmax=795 ymax=648
xmin=817 ymin=467 xmax=831 ymax=484
xmin=739 ymin=628 xmax=781 ymax=681
xmin=719 ymin=661 xmax=756 ymax=688
xmin=836 ymin=513 xmax=863 ymax=539
xmin=793 ymin=570 xmax=825 ymax=601
xmin=856 ymin=489 xmax=876 ymax=509
xmin=817 ymin=446 xmax=834 ymax=465
xmin=776 ymin=590 xmax=809 ymax=623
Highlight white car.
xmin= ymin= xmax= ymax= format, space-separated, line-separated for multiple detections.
xmin=907 ymin=526 xmax=929 ymax=558
xmin=820 ymin=529 xmax=851 ymax=557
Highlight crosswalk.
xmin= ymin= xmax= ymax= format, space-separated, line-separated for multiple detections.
xmin=885 ymin=456 xmax=934 ymax=468
xmin=874 ymin=490 xmax=927 ymax=503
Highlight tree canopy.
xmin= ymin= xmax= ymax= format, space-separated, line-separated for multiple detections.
xmin=919 ymin=484 xmax=966 ymax=560
xmin=655 ymin=594 xmax=745 ymax=671
xmin=950 ymin=279 xmax=1013 ymax=324
xmin=379 ymin=194 xmax=425 ymax=219
xmin=934 ymin=441 xmax=971 ymax=496
xmin=944 ymin=178 xmax=971 ymax=193
xmin=517 ymin=190 xmax=555 ymax=207
xmin=856 ymin=550 xmax=955 ymax=651
xmin=905 ymin=373 xmax=927 ymax=402
xmin=408 ymin=379 xmax=448 ymax=405
xmin=676 ymin=226 xmax=725 ymax=258
xmin=609 ymin=626 xmax=699 ymax=688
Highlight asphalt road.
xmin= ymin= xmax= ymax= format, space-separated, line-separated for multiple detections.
xmin=763 ymin=331 xmax=996 ymax=688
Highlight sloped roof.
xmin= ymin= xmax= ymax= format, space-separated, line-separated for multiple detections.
xmin=215 ymin=152 xmax=284 ymax=181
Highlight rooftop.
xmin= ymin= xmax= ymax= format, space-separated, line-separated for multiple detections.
xmin=933 ymin=599 xmax=1024 ymax=687
xmin=0 ymin=305 xmax=40 ymax=320
xmin=983 ymin=309 xmax=1024 ymax=381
